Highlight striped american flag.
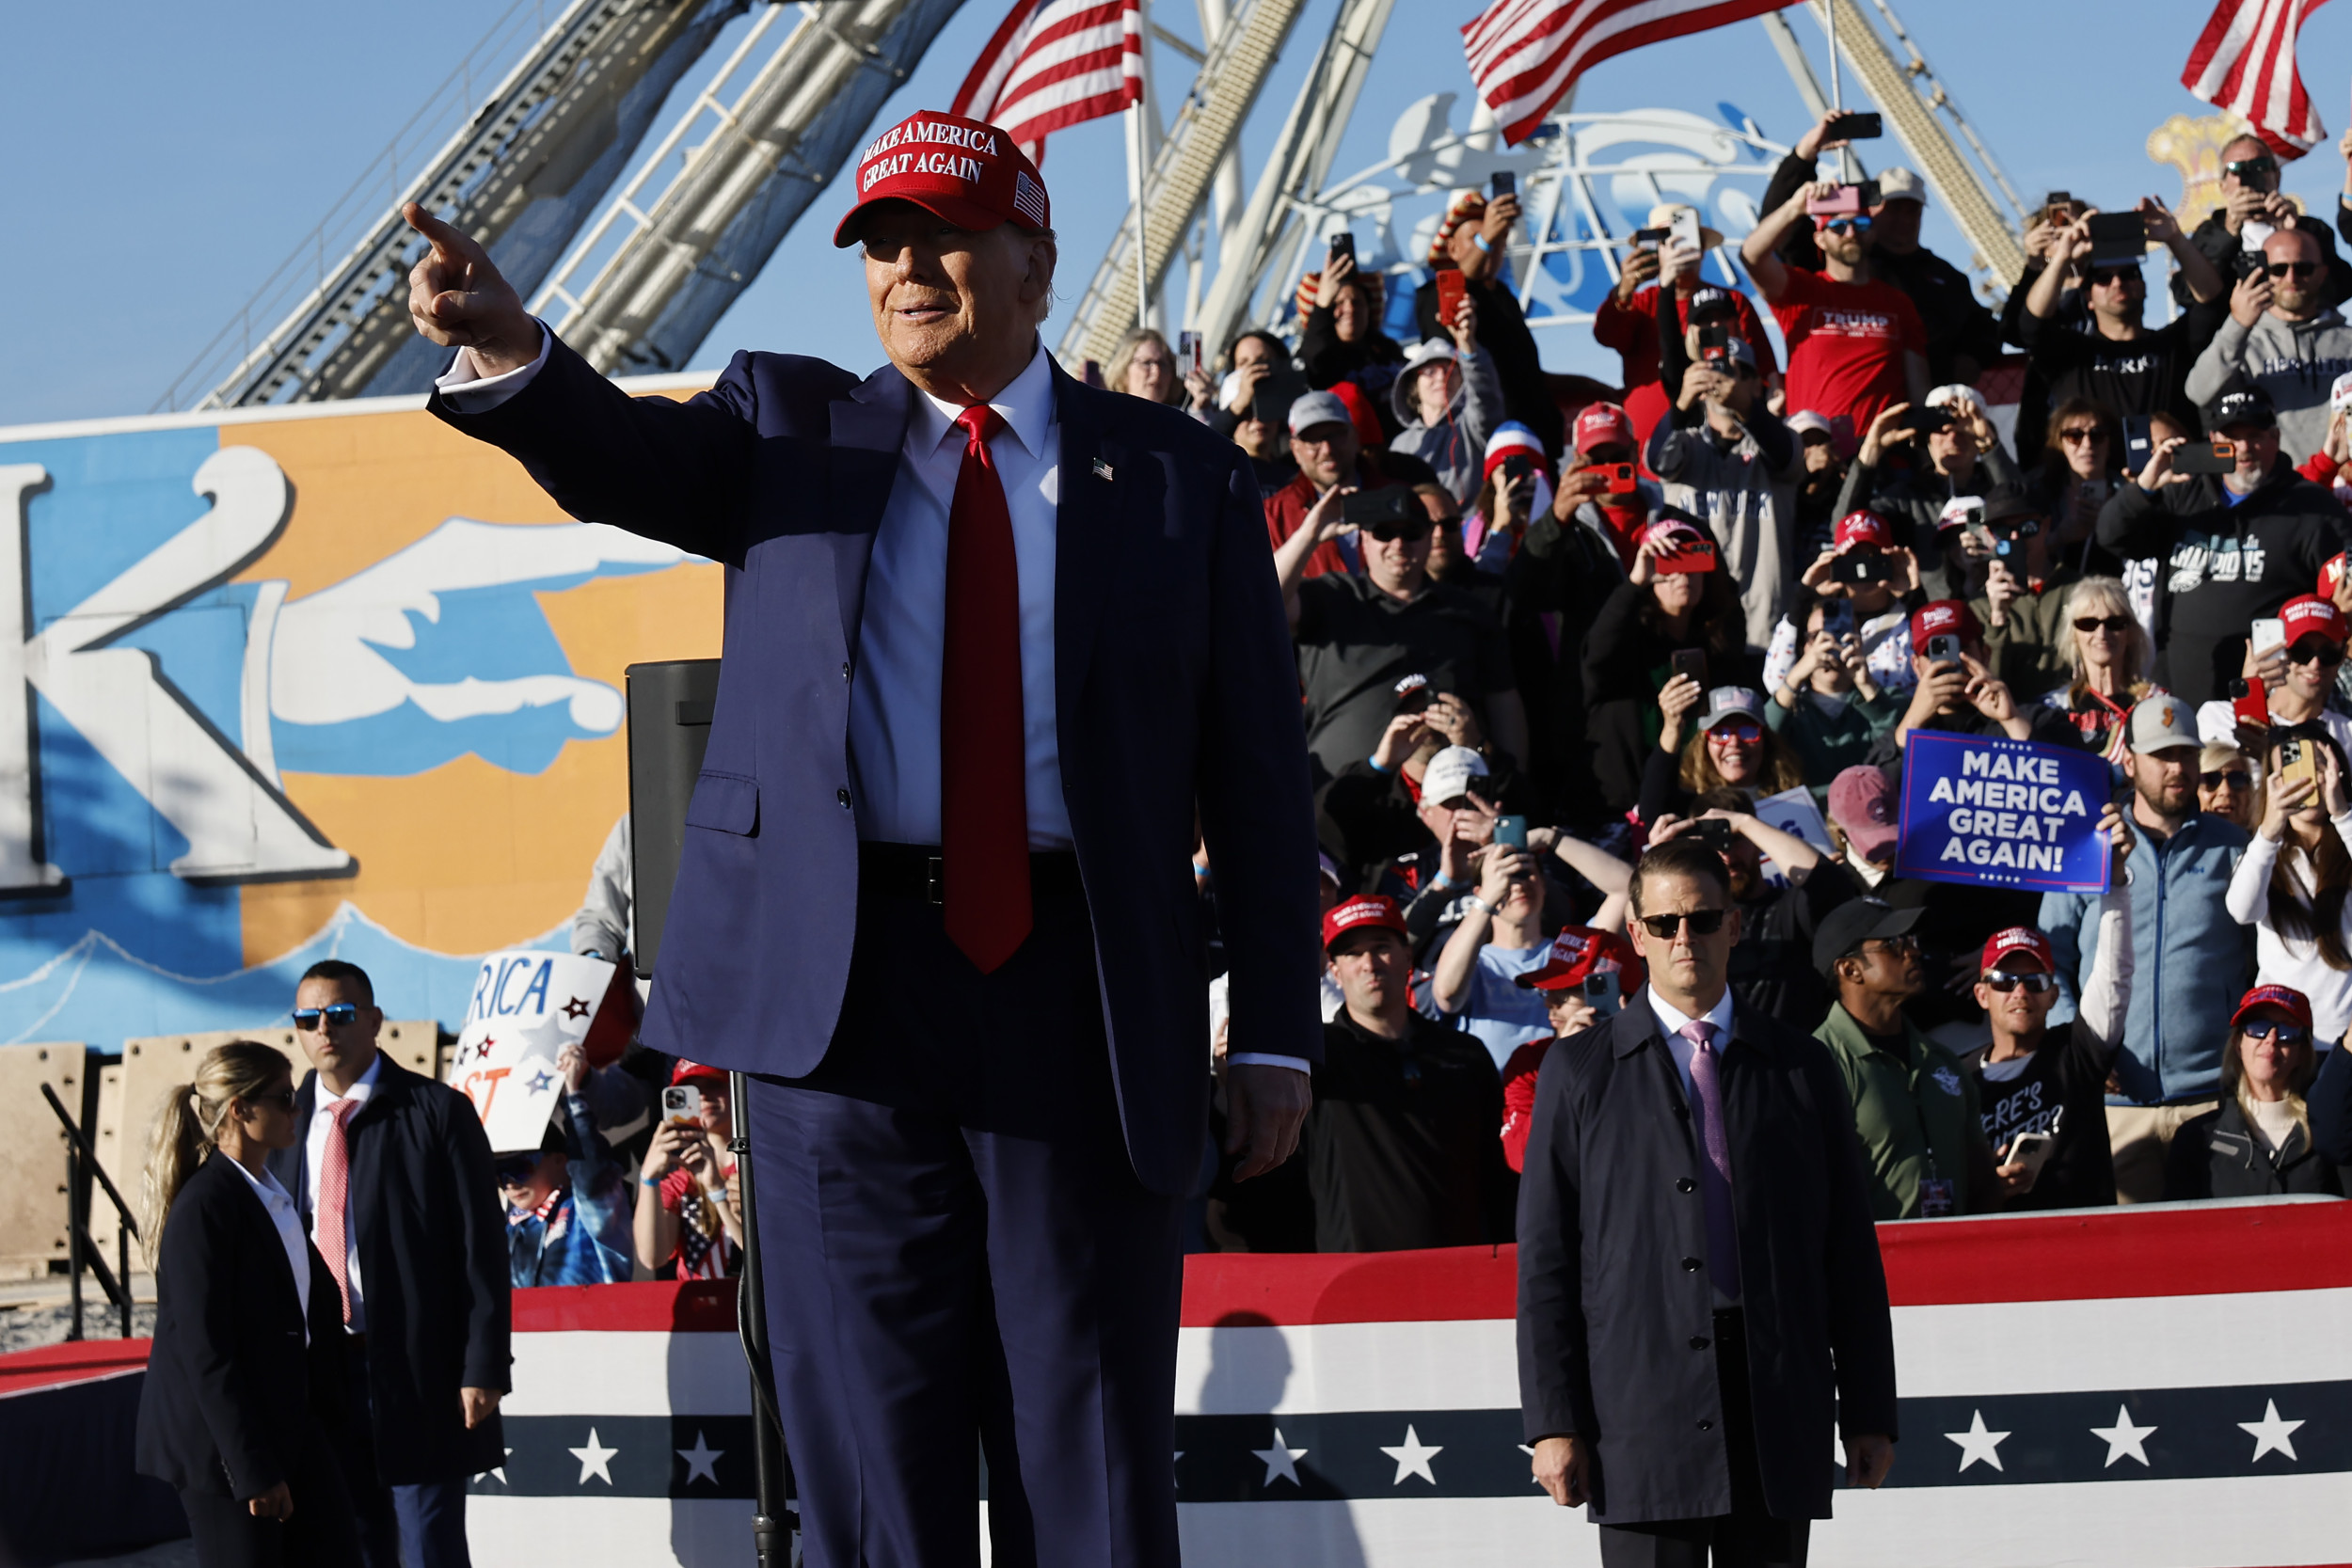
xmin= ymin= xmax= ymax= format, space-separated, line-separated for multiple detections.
xmin=2182 ymin=0 xmax=2333 ymax=157
xmin=951 ymin=0 xmax=1142 ymax=164
xmin=1463 ymin=0 xmax=1800 ymax=147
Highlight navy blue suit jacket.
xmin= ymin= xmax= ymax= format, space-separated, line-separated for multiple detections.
xmin=1516 ymin=992 xmax=1896 ymax=1524
xmin=428 ymin=336 xmax=1324 ymax=1195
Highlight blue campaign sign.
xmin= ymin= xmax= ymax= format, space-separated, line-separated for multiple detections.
xmin=1894 ymin=731 xmax=2111 ymax=895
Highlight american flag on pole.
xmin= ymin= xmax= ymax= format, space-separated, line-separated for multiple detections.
xmin=951 ymin=0 xmax=1143 ymax=163
xmin=1463 ymin=0 xmax=1801 ymax=147
xmin=2182 ymin=0 xmax=2334 ymax=158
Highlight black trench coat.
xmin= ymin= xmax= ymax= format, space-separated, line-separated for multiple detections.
xmin=1517 ymin=991 xmax=1898 ymax=1524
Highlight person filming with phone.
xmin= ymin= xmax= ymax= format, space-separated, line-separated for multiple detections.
xmin=1836 ymin=391 xmax=2017 ymax=602
xmin=2186 ymin=227 xmax=2352 ymax=464
xmin=2227 ymin=719 xmax=2352 ymax=1050
xmin=1882 ymin=599 xmax=2077 ymax=762
xmin=1970 ymin=808 xmax=2137 ymax=1213
xmin=633 ymin=1061 xmax=744 ymax=1280
xmin=1649 ymin=318 xmax=1800 ymax=652
xmin=2098 ymin=384 xmax=2350 ymax=706
xmin=1740 ymin=171 xmax=1930 ymax=437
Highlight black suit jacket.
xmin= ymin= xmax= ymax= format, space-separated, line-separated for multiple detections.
xmin=265 ymin=1057 xmax=510 ymax=1483
xmin=1516 ymin=992 xmax=1898 ymax=1524
xmin=428 ymin=336 xmax=1324 ymax=1195
xmin=136 ymin=1154 xmax=346 ymax=1499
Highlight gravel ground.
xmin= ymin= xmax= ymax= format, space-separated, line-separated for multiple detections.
xmin=0 ymin=1294 xmax=156 ymax=1355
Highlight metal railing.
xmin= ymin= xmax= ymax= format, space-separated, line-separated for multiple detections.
xmin=42 ymin=1082 xmax=139 ymax=1341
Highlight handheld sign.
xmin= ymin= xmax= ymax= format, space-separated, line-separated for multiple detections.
xmin=1895 ymin=732 xmax=2110 ymax=895
xmin=1750 ymin=784 xmax=1836 ymax=888
xmin=447 ymin=950 xmax=630 ymax=1153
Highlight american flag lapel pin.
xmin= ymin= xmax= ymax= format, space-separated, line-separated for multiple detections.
xmin=1091 ymin=457 xmax=1114 ymax=483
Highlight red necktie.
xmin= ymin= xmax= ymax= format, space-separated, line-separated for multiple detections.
xmin=941 ymin=405 xmax=1031 ymax=973
xmin=315 ymin=1099 xmax=358 ymax=1323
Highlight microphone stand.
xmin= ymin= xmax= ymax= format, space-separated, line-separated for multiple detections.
xmin=730 ymin=1070 xmax=798 ymax=1567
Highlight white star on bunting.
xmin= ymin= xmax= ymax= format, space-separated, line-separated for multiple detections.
xmin=1380 ymin=1425 xmax=1443 ymax=1486
xmin=1944 ymin=1410 xmax=2010 ymax=1473
xmin=570 ymin=1427 xmax=619 ymax=1485
xmin=677 ymin=1431 xmax=724 ymax=1486
xmin=1252 ymin=1428 xmax=1309 ymax=1487
xmin=2239 ymin=1399 xmax=2304 ymax=1463
xmin=2089 ymin=1405 xmax=2156 ymax=1468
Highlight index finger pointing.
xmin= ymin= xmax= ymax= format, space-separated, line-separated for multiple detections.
xmin=402 ymin=201 xmax=476 ymax=265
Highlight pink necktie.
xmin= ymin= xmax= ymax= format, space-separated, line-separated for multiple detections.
xmin=315 ymin=1100 xmax=358 ymax=1323
xmin=1680 ymin=1021 xmax=1741 ymax=1300
xmin=940 ymin=405 xmax=1031 ymax=973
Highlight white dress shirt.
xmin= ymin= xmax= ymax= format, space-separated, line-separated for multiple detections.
xmin=222 ymin=1156 xmax=312 ymax=1344
xmin=302 ymin=1053 xmax=381 ymax=1332
xmin=1644 ymin=986 xmax=1739 ymax=1103
xmin=438 ymin=333 xmax=1306 ymax=1073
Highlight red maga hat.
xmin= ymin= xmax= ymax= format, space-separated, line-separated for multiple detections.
xmin=1910 ymin=598 xmax=1982 ymax=651
xmin=2319 ymin=552 xmax=2350 ymax=603
xmin=671 ymin=1058 xmax=728 ymax=1089
xmin=1322 ymin=895 xmax=1407 ymax=951
xmin=2281 ymin=593 xmax=2348 ymax=648
xmin=1834 ymin=510 xmax=1894 ymax=552
xmin=2231 ymin=983 xmax=2313 ymax=1032
xmin=1573 ymin=402 xmax=1634 ymax=454
xmin=834 ymin=110 xmax=1049 ymax=247
xmin=1515 ymin=926 xmax=1645 ymax=994
xmin=1979 ymin=927 xmax=2055 ymax=974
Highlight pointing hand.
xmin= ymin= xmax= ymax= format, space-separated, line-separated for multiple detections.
xmin=402 ymin=203 xmax=538 ymax=377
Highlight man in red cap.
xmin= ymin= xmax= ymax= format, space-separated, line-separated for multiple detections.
xmin=2259 ymin=594 xmax=2352 ymax=759
xmin=1883 ymin=598 xmax=2077 ymax=762
xmin=1286 ymin=895 xmax=1515 ymax=1250
xmin=1970 ymin=812 xmax=2137 ymax=1212
xmin=398 ymin=107 xmax=1322 ymax=1567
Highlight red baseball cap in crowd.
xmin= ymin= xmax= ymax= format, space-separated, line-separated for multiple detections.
xmin=1515 ymin=925 xmax=1645 ymax=993
xmin=1979 ymin=927 xmax=2055 ymax=974
xmin=1834 ymin=510 xmax=1894 ymax=552
xmin=2319 ymin=552 xmax=2351 ymax=602
xmin=2281 ymin=593 xmax=2348 ymax=648
xmin=2231 ymin=983 xmax=2314 ymax=1033
xmin=1910 ymin=598 xmax=1981 ymax=652
xmin=671 ymin=1058 xmax=728 ymax=1090
xmin=1827 ymin=765 xmax=1899 ymax=861
xmin=1574 ymin=402 xmax=1634 ymax=454
xmin=834 ymin=110 xmax=1050 ymax=246
xmin=1323 ymin=895 xmax=1408 ymax=951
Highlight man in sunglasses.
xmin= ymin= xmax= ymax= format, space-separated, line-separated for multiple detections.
xmin=2100 ymin=384 xmax=2351 ymax=706
xmin=1741 ymin=178 xmax=1930 ymax=440
xmin=2250 ymin=594 xmax=2352 ymax=760
xmin=2021 ymin=199 xmax=2226 ymax=436
xmin=2175 ymin=135 xmax=2352 ymax=314
xmin=1971 ymin=808 xmax=2137 ymax=1212
xmin=265 ymin=959 xmax=508 ymax=1568
xmin=1519 ymin=836 xmax=1897 ymax=1558
xmin=1279 ymin=471 xmax=1528 ymax=783
xmin=2187 ymin=228 xmax=2352 ymax=464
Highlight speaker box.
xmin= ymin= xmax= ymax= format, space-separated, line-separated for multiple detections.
xmin=626 ymin=659 xmax=721 ymax=981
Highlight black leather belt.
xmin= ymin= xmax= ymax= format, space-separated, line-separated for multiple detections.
xmin=858 ymin=841 xmax=1084 ymax=904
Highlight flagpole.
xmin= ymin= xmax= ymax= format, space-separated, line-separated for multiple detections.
xmin=1128 ymin=98 xmax=1150 ymax=330
xmin=1822 ymin=0 xmax=1856 ymax=185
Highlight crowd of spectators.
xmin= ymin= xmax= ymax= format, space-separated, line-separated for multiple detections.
xmin=1191 ymin=110 xmax=2352 ymax=1246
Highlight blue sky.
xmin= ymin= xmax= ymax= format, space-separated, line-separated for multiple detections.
xmin=7 ymin=0 xmax=2352 ymax=428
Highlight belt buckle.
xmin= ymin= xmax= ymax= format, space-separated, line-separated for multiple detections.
xmin=926 ymin=855 xmax=945 ymax=906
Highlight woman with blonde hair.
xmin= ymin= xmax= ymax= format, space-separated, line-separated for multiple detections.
xmin=135 ymin=1041 xmax=358 ymax=1567
xmin=1104 ymin=326 xmax=1207 ymax=411
xmin=2199 ymin=742 xmax=2261 ymax=832
xmin=2042 ymin=576 xmax=2152 ymax=764
xmin=2164 ymin=983 xmax=2342 ymax=1197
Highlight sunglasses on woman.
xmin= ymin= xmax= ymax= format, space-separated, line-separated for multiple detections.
xmin=2073 ymin=615 xmax=2133 ymax=633
xmin=243 ymin=1086 xmax=298 ymax=1111
xmin=2057 ymin=426 xmax=2108 ymax=445
xmin=1636 ymin=909 xmax=1728 ymax=940
xmin=1707 ymin=721 xmax=1763 ymax=743
xmin=2201 ymin=768 xmax=2252 ymax=791
xmin=1979 ymin=972 xmax=2057 ymax=993
xmin=2240 ymin=1018 xmax=2312 ymax=1045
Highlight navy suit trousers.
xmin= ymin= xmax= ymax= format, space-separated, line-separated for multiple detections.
xmin=749 ymin=875 xmax=1184 ymax=1568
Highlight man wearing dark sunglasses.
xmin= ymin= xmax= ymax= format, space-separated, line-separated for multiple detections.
xmin=1813 ymin=897 xmax=2000 ymax=1220
xmin=265 ymin=959 xmax=507 ymax=1568
xmin=2186 ymin=227 xmax=2352 ymax=464
xmin=2020 ymin=198 xmax=2225 ymax=436
xmin=2175 ymin=132 xmax=2352 ymax=315
xmin=1519 ymin=836 xmax=1897 ymax=1558
xmin=2261 ymin=594 xmax=2352 ymax=756
xmin=1970 ymin=807 xmax=2137 ymax=1212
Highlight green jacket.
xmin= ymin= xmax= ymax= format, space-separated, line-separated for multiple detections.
xmin=1814 ymin=1002 xmax=1994 ymax=1219
xmin=1970 ymin=565 xmax=2081 ymax=705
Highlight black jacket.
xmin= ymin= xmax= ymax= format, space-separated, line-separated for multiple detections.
xmin=2163 ymin=1098 xmax=2344 ymax=1199
xmin=2175 ymin=206 xmax=2352 ymax=312
xmin=266 ymin=1057 xmax=511 ymax=1483
xmin=136 ymin=1154 xmax=348 ymax=1499
xmin=1516 ymin=993 xmax=1897 ymax=1524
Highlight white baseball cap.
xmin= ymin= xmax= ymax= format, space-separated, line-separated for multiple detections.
xmin=1926 ymin=384 xmax=1986 ymax=416
xmin=1876 ymin=167 xmax=1927 ymax=206
xmin=1420 ymin=745 xmax=1490 ymax=807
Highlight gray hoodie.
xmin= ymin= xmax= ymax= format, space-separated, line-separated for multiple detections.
xmin=1388 ymin=341 xmax=1502 ymax=505
xmin=2185 ymin=306 xmax=2352 ymax=462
